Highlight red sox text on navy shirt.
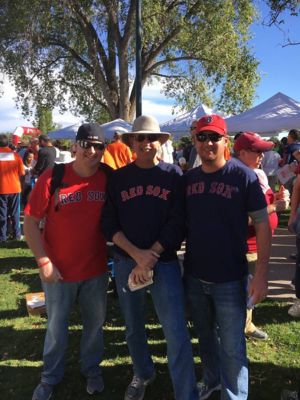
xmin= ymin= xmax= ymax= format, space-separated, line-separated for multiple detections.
xmin=121 ymin=185 xmax=171 ymax=202
xmin=186 ymin=181 xmax=238 ymax=199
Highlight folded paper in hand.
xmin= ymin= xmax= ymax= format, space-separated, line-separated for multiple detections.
xmin=128 ymin=270 xmax=154 ymax=292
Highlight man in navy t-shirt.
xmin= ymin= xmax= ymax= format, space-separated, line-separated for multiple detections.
xmin=101 ymin=115 xmax=198 ymax=400
xmin=183 ymin=115 xmax=271 ymax=400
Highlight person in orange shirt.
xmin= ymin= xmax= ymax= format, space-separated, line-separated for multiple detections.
xmin=106 ymin=131 xmax=132 ymax=168
xmin=102 ymin=149 xmax=117 ymax=169
xmin=0 ymin=134 xmax=25 ymax=241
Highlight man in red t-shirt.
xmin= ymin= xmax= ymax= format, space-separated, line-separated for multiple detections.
xmin=0 ymin=134 xmax=25 ymax=241
xmin=24 ymin=123 xmax=110 ymax=400
xmin=234 ymin=132 xmax=289 ymax=340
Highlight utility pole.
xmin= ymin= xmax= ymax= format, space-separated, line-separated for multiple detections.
xmin=136 ymin=0 xmax=142 ymax=117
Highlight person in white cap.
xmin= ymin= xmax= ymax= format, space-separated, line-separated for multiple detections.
xmin=101 ymin=115 xmax=198 ymax=400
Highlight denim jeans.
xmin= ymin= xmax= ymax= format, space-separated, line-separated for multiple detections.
xmin=184 ymin=274 xmax=248 ymax=400
xmin=114 ymin=255 xmax=198 ymax=400
xmin=41 ymin=273 xmax=108 ymax=385
xmin=0 ymin=193 xmax=21 ymax=241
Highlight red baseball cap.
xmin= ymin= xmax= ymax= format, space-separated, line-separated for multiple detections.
xmin=233 ymin=132 xmax=274 ymax=152
xmin=196 ymin=114 xmax=227 ymax=136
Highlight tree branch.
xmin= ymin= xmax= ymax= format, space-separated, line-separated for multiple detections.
xmin=151 ymin=72 xmax=188 ymax=79
xmin=47 ymin=38 xmax=94 ymax=73
xmin=59 ymin=77 xmax=109 ymax=112
xmin=145 ymin=56 xmax=203 ymax=74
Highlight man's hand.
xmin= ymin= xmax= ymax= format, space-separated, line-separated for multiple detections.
xmin=39 ymin=261 xmax=63 ymax=283
xmin=248 ymin=269 xmax=268 ymax=305
xmin=132 ymin=249 xmax=159 ymax=270
xmin=129 ymin=266 xmax=153 ymax=285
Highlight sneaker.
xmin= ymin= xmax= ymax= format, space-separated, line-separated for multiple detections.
xmin=197 ymin=382 xmax=221 ymax=400
xmin=87 ymin=375 xmax=104 ymax=395
xmin=124 ymin=374 xmax=155 ymax=400
xmin=281 ymin=389 xmax=299 ymax=400
xmin=246 ymin=328 xmax=268 ymax=340
xmin=32 ymin=382 xmax=53 ymax=400
xmin=288 ymin=300 xmax=300 ymax=318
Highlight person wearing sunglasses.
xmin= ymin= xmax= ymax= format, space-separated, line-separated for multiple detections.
xmin=24 ymin=123 xmax=111 ymax=400
xmin=233 ymin=132 xmax=289 ymax=341
xmin=183 ymin=115 xmax=271 ymax=400
xmin=101 ymin=115 xmax=198 ymax=400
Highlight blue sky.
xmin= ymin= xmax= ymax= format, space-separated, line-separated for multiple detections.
xmin=0 ymin=1 xmax=299 ymax=132
xmin=250 ymin=1 xmax=300 ymax=106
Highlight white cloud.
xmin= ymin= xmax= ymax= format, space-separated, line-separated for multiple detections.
xmin=0 ymin=74 xmax=176 ymax=132
xmin=142 ymin=99 xmax=174 ymax=123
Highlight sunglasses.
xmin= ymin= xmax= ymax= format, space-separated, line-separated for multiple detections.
xmin=134 ymin=134 xmax=160 ymax=143
xmin=195 ymin=132 xmax=223 ymax=143
xmin=77 ymin=140 xmax=105 ymax=151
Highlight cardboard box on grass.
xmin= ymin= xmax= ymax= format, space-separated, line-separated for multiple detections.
xmin=25 ymin=292 xmax=46 ymax=316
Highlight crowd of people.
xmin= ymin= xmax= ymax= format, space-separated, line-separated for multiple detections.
xmin=1 ymin=117 xmax=300 ymax=400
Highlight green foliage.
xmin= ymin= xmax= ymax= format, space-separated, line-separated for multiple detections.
xmin=0 ymin=1 xmax=261 ymax=121
xmin=33 ymin=106 xmax=56 ymax=134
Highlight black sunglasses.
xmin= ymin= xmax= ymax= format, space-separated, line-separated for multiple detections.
xmin=77 ymin=140 xmax=105 ymax=151
xmin=195 ymin=132 xmax=223 ymax=143
xmin=134 ymin=134 xmax=160 ymax=143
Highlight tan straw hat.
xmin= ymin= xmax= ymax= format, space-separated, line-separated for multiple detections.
xmin=122 ymin=115 xmax=170 ymax=145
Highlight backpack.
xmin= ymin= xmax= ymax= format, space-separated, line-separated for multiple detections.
xmin=50 ymin=162 xmax=113 ymax=211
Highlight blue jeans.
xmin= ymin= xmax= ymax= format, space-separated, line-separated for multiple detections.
xmin=0 ymin=193 xmax=21 ymax=241
xmin=184 ymin=274 xmax=248 ymax=400
xmin=114 ymin=255 xmax=198 ymax=400
xmin=41 ymin=273 xmax=108 ymax=385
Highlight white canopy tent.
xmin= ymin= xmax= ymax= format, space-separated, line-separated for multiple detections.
xmin=160 ymin=104 xmax=213 ymax=139
xmin=225 ymin=92 xmax=300 ymax=136
xmin=48 ymin=119 xmax=132 ymax=141
xmin=48 ymin=123 xmax=80 ymax=140
xmin=101 ymin=118 xmax=132 ymax=140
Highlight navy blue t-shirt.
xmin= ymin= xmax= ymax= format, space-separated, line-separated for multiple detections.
xmin=184 ymin=159 xmax=267 ymax=283
xmin=286 ymin=142 xmax=300 ymax=164
xmin=101 ymin=161 xmax=184 ymax=261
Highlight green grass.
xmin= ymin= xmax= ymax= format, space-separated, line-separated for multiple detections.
xmin=1 ymin=237 xmax=300 ymax=400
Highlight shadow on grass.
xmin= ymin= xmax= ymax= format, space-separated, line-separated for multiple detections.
xmin=0 ymin=240 xmax=29 ymax=250
xmin=0 ymin=257 xmax=36 ymax=273
xmin=1 ymin=359 xmax=299 ymax=400
xmin=249 ymin=362 xmax=300 ymax=400
xmin=253 ymin=301 xmax=294 ymax=326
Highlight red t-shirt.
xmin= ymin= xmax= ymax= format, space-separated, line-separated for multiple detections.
xmin=0 ymin=147 xmax=25 ymax=194
xmin=25 ymin=163 xmax=108 ymax=281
